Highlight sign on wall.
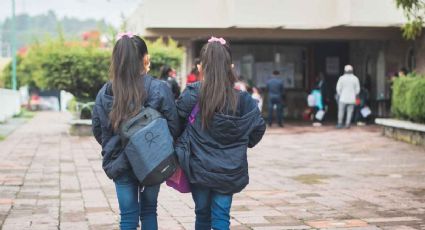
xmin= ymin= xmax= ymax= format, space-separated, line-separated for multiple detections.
xmin=279 ymin=64 xmax=295 ymax=88
xmin=255 ymin=62 xmax=274 ymax=87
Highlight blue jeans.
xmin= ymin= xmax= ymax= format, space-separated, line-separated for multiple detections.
xmin=114 ymin=171 xmax=160 ymax=230
xmin=268 ymin=97 xmax=283 ymax=126
xmin=191 ymin=184 xmax=233 ymax=230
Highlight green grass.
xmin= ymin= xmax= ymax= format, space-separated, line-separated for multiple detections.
xmin=13 ymin=109 xmax=35 ymax=119
xmin=0 ymin=135 xmax=5 ymax=141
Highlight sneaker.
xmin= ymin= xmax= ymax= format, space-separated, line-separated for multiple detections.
xmin=278 ymin=123 xmax=284 ymax=128
xmin=345 ymin=125 xmax=351 ymax=129
xmin=357 ymin=122 xmax=366 ymax=126
xmin=336 ymin=124 xmax=343 ymax=129
xmin=313 ymin=122 xmax=322 ymax=127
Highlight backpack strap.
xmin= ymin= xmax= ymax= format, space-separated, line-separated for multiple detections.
xmin=188 ymin=103 xmax=200 ymax=125
xmin=119 ymin=75 xmax=154 ymax=141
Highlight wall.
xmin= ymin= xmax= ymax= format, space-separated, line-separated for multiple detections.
xmin=132 ymin=0 xmax=405 ymax=30
xmin=0 ymin=88 xmax=21 ymax=122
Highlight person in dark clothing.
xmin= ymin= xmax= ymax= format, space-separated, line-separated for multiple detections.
xmin=160 ymin=65 xmax=181 ymax=99
xmin=175 ymin=37 xmax=266 ymax=230
xmin=354 ymin=84 xmax=370 ymax=124
xmin=92 ymin=33 xmax=180 ymax=230
xmin=187 ymin=58 xmax=201 ymax=84
xmin=315 ymin=72 xmax=327 ymax=108
xmin=266 ymin=70 xmax=284 ymax=127
xmin=399 ymin=67 xmax=409 ymax=77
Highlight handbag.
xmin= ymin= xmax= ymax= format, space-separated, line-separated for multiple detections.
xmin=166 ymin=103 xmax=200 ymax=193
xmin=315 ymin=110 xmax=325 ymax=121
xmin=361 ymin=106 xmax=372 ymax=118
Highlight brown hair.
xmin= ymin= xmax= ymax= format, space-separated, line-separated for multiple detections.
xmin=109 ymin=35 xmax=149 ymax=132
xmin=199 ymin=40 xmax=238 ymax=128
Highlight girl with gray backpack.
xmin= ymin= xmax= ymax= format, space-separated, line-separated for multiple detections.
xmin=92 ymin=33 xmax=180 ymax=230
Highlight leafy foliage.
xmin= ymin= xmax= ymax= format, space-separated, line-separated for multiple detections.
xmin=392 ymin=74 xmax=425 ymax=123
xmin=147 ymin=38 xmax=185 ymax=78
xmin=396 ymin=0 xmax=425 ymax=40
xmin=1 ymin=36 xmax=184 ymax=101
xmin=1 ymin=10 xmax=110 ymax=50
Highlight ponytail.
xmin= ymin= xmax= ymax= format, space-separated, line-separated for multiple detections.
xmin=199 ymin=40 xmax=238 ymax=129
xmin=109 ymin=35 xmax=148 ymax=132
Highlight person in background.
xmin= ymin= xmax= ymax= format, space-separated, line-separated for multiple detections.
xmin=398 ymin=67 xmax=409 ymax=77
xmin=266 ymin=70 xmax=284 ymax=127
xmin=336 ymin=65 xmax=360 ymax=129
xmin=235 ymin=75 xmax=248 ymax=92
xmin=316 ymin=72 xmax=327 ymax=109
xmin=160 ymin=65 xmax=181 ymax=99
xmin=248 ymin=86 xmax=263 ymax=112
xmin=310 ymin=86 xmax=324 ymax=126
xmin=354 ymin=84 xmax=370 ymax=125
xmin=187 ymin=58 xmax=201 ymax=84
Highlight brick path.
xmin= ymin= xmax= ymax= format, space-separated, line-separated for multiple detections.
xmin=0 ymin=112 xmax=424 ymax=230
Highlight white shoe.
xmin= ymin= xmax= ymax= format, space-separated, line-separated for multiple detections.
xmin=357 ymin=122 xmax=366 ymax=126
xmin=313 ymin=122 xmax=322 ymax=127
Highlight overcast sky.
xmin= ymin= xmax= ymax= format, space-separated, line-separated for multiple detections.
xmin=0 ymin=0 xmax=141 ymax=26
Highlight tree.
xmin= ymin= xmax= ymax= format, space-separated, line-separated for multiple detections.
xmin=396 ymin=0 xmax=425 ymax=40
xmin=1 ymin=36 xmax=184 ymax=101
xmin=1 ymin=11 xmax=110 ymax=50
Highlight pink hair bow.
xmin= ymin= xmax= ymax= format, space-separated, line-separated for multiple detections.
xmin=208 ymin=36 xmax=226 ymax=45
xmin=116 ymin=32 xmax=134 ymax=40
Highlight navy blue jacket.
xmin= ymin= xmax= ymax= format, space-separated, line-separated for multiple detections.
xmin=92 ymin=75 xmax=180 ymax=179
xmin=175 ymin=83 xmax=266 ymax=194
xmin=266 ymin=77 xmax=284 ymax=100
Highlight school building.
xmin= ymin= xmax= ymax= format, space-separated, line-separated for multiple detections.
xmin=127 ymin=0 xmax=425 ymax=119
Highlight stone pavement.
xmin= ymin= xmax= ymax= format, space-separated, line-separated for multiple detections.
xmin=0 ymin=112 xmax=424 ymax=230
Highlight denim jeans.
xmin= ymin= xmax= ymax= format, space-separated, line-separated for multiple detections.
xmin=267 ymin=97 xmax=283 ymax=126
xmin=114 ymin=171 xmax=160 ymax=230
xmin=191 ymin=184 xmax=233 ymax=230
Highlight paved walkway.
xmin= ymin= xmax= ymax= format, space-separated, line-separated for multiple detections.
xmin=0 ymin=112 xmax=424 ymax=230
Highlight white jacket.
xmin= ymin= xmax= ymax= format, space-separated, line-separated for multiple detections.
xmin=336 ymin=73 xmax=360 ymax=104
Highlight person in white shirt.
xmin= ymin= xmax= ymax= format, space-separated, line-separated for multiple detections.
xmin=336 ymin=65 xmax=360 ymax=129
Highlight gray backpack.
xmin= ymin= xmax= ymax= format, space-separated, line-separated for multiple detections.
xmin=120 ymin=107 xmax=177 ymax=186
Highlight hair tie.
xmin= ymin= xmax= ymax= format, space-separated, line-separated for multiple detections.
xmin=208 ymin=36 xmax=226 ymax=45
xmin=116 ymin=32 xmax=134 ymax=41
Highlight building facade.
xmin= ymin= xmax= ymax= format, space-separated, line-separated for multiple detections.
xmin=127 ymin=0 xmax=424 ymax=119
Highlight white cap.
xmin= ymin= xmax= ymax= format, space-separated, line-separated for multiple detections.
xmin=344 ymin=65 xmax=353 ymax=72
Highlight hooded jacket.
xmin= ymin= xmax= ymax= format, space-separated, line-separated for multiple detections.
xmin=92 ymin=75 xmax=180 ymax=179
xmin=175 ymin=82 xmax=266 ymax=194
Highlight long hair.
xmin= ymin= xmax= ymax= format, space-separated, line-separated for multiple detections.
xmin=199 ymin=40 xmax=238 ymax=129
xmin=160 ymin=65 xmax=172 ymax=81
xmin=109 ymin=35 xmax=149 ymax=132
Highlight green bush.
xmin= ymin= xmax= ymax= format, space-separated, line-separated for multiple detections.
xmin=1 ymin=37 xmax=184 ymax=101
xmin=41 ymin=46 xmax=111 ymax=100
xmin=392 ymin=74 xmax=425 ymax=123
xmin=147 ymin=38 xmax=184 ymax=78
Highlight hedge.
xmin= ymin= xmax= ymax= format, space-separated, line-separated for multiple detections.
xmin=1 ymin=37 xmax=183 ymax=101
xmin=392 ymin=74 xmax=425 ymax=123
